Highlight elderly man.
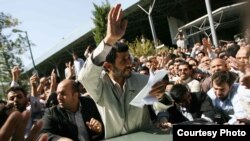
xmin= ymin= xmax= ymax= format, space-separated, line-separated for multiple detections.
xmin=40 ymin=80 xmax=104 ymax=141
xmin=78 ymin=4 xmax=166 ymax=139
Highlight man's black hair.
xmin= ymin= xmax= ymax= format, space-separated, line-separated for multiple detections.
xmin=225 ymin=44 xmax=240 ymax=58
xmin=178 ymin=61 xmax=192 ymax=70
xmin=105 ymin=42 xmax=129 ymax=64
xmin=170 ymin=84 xmax=189 ymax=103
xmin=6 ymin=87 xmax=27 ymax=98
xmin=211 ymin=71 xmax=236 ymax=87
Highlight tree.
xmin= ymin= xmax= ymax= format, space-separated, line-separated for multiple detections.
xmin=0 ymin=12 xmax=28 ymax=96
xmin=128 ymin=36 xmax=156 ymax=57
xmin=92 ymin=1 xmax=110 ymax=44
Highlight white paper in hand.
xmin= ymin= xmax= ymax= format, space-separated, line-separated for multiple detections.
xmin=129 ymin=69 xmax=168 ymax=108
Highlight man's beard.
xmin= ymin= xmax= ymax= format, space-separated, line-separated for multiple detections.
xmin=113 ymin=65 xmax=132 ymax=79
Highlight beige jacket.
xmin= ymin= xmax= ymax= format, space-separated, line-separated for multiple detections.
xmin=78 ymin=41 xmax=152 ymax=139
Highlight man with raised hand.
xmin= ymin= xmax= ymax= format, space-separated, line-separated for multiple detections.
xmin=78 ymin=4 xmax=166 ymax=139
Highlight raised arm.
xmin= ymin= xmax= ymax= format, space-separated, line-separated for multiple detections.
xmin=103 ymin=4 xmax=128 ymax=45
xmin=10 ymin=66 xmax=21 ymax=87
xmin=78 ymin=4 xmax=128 ymax=102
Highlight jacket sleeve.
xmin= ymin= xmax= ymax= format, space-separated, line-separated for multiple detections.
xmin=78 ymin=41 xmax=112 ymax=103
xmin=40 ymin=108 xmax=62 ymax=141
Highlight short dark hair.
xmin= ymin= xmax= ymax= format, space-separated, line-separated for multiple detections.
xmin=178 ymin=61 xmax=192 ymax=70
xmin=225 ymin=44 xmax=240 ymax=58
xmin=170 ymin=84 xmax=189 ymax=103
xmin=105 ymin=42 xmax=129 ymax=64
xmin=6 ymin=87 xmax=27 ymax=98
xmin=211 ymin=71 xmax=236 ymax=87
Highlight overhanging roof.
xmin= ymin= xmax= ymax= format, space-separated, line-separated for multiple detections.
xmin=178 ymin=1 xmax=247 ymax=38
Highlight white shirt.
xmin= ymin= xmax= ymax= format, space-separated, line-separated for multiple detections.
xmin=74 ymin=58 xmax=85 ymax=79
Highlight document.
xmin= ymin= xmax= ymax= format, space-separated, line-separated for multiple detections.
xmin=130 ymin=69 xmax=168 ymax=108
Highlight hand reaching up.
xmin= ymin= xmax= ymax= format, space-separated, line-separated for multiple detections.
xmin=104 ymin=4 xmax=128 ymax=45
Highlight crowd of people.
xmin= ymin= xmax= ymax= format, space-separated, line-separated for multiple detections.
xmin=1 ymin=3 xmax=250 ymax=141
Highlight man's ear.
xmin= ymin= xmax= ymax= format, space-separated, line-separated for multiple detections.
xmin=103 ymin=62 xmax=112 ymax=72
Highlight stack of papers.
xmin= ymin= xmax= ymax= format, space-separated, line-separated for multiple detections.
xmin=130 ymin=69 xmax=168 ymax=108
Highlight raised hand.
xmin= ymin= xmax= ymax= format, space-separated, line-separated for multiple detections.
xmin=12 ymin=66 xmax=21 ymax=82
xmin=104 ymin=4 xmax=128 ymax=45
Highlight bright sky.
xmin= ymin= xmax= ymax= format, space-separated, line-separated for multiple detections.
xmin=0 ymin=0 xmax=138 ymax=67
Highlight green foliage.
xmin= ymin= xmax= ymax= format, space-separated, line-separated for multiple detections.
xmin=92 ymin=2 xmax=110 ymax=44
xmin=0 ymin=12 xmax=19 ymax=31
xmin=0 ymin=12 xmax=28 ymax=94
xmin=128 ymin=36 xmax=156 ymax=57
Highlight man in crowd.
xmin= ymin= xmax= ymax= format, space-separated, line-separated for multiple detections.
xmin=78 ymin=4 xmax=166 ymax=139
xmin=207 ymin=71 xmax=247 ymax=124
xmin=40 ymin=79 xmax=104 ymax=141
xmin=175 ymin=61 xmax=201 ymax=93
xmin=201 ymin=58 xmax=233 ymax=93
xmin=72 ymin=52 xmax=85 ymax=79
xmin=157 ymin=84 xmax=215 ymax=129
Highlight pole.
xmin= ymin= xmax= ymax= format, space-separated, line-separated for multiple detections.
xmin=138 ymin=0 xmax=158 ymax=48
xmin=148 ymin=15 xmax=158 ymax=47
xmin=205 ymin=0 xmax=218 ymax=47
xmin=24 ymin=31 xmax=36 ymax=71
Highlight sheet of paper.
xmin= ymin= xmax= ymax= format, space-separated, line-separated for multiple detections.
xmin=129 ymin=69 xmax=168 ymax=108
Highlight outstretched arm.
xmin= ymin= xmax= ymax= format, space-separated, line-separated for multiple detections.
xmin=103 ymin=4 xmax=128 ymax=46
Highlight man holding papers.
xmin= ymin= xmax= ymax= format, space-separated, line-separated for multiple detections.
xmin=78 ymin=4 xmax=166 ymax=139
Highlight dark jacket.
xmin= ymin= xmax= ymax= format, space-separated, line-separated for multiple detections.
xmin=159 ymin=92 xmax=216 ymax=124
xmin=40 ymin=96 xmax=104 ymax=141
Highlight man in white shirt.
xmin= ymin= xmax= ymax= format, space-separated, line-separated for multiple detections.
xmin=175 ymin=61 xmax=201 ymax=93
xmin=72 ymin=52 xmax=85 ymax=79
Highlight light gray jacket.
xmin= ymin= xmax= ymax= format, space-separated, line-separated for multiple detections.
xmin=78 ymin=41 xmax=152 ymax=139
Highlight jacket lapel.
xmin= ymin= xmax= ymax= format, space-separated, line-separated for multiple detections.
xmin=57 ymin=106 xmax=78 ymax=138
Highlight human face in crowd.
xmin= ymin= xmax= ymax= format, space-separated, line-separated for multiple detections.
xmin=236 ymin=48 xmax=250 ymax=64
xmin=196 ymin=52 xmax=204 ymax=62
xmin=7 ymin=90 xmax=28 ymax=112
xmin=188 ymin=59 xmax=197 ymax=70
xmin=112 ymin=51 xmax=133 ymax=79
xmin=210 ymin=59 xmax=227 ymax=74
xmin=56 ymin=80 xmax=79 ymax=112
xmin=168 ymin=64 xmax=175 ymax=75
xmin=178 ymin=64 xmax=191 ymax=80
xmin=212 ymin=81 xmax=231 ymax=101
xmin=200 ymin=56 xmax=211 ymax=70
xmin=174 ymin=62 xmax=180 ymax=75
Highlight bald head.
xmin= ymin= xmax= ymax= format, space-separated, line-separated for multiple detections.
xmin=236 ymin=47 xmax=250 ymax=64
xmin=58 ymin=79 xmax=79 ymax=94
xmin=210 ymin=58 xmax=228 ymax=74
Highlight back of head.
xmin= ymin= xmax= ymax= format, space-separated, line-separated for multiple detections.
xmin=170 ymin=84 xmax=189 ymax=103
xmin=225 ymin=44 xmax=240 ymax=58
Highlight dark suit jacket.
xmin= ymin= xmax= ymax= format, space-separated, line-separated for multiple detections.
xmin=162 ymin=92 xmax=215 ymax=124
xmin=40 ymin=96 xmax=104 ymax=141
